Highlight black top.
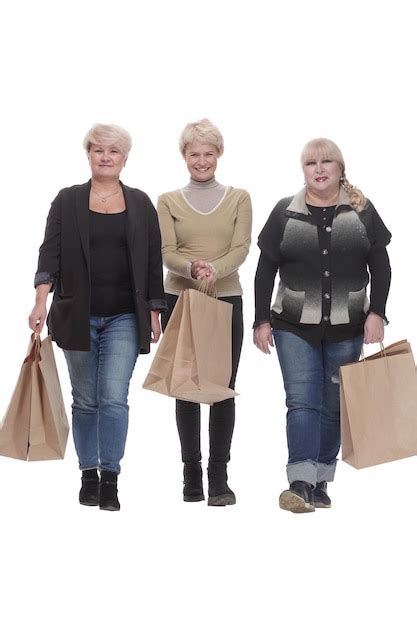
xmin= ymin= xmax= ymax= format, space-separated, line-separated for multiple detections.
xmin=89 ymin=210 xmax=135 ymax=316
xmin=254 ymin=199 xmax=391 ymax=345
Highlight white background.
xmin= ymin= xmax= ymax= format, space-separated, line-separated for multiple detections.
xmin=1 ymin=1 xmax=416 ymax=624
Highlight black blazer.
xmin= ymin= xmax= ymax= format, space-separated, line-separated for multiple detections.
xmin=35 ymin=180 xmax=167 ymax=353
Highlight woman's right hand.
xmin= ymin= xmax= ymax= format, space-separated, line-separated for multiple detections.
xmin=253 ymin=322 xmax=274 ymax=354
xmin=191 ymin=259 xmax=216 ymax=284
xmin=28 ymin=303 xmax=47 ymax=333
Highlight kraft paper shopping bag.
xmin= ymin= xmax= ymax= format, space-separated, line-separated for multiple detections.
xmin=340 ymin=340 xmax=417 ymax=469
xmin=0 ymin=334 xmax=69 ymax=461
xmin=143 ymin=289 xmax=237 ymax=405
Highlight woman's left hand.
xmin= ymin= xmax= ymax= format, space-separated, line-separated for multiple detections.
xmin=150 ymin=310 xmax=162 ymax=343
xmin=364 ymin=312 xmax=385 ymax=344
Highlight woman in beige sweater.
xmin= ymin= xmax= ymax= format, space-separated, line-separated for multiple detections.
xmin=158 ymin=119 xmax=252 ymax=506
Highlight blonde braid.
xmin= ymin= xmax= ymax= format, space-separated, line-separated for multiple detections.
xmin=340 ymin=174 xmax=366 ymax=212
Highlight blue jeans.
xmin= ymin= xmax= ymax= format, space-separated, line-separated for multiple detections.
xmin=273 ymin=330 xmax=363 ymax=485
xmin=64 ymin=313 xmax=140 ymax=474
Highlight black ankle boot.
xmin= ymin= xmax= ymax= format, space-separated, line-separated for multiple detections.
xmin=183 ymin=462 xmax=205 ymax=502
xmin=207 ymin=462 xmax=236 ymax=506
xmin=99 ymin=471 xmax=120 ymax=511
xmin=79 ymin=469 xmax=99 ymax=506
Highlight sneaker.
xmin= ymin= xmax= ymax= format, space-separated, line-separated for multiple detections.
xmin=279 ymin=480 xmax=315 ymax=513
xmin=312 ymin=481 xmax=331 ymax=508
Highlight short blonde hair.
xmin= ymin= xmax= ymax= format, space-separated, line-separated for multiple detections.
xmin=301 ymin=138 xmax=365 ymax=211
xmin=83 ymin=123 xmax=132 ymax=157
xmin=179 ymin=118 xmax=224 ymax=157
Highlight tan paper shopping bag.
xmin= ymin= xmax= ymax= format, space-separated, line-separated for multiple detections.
xmin=0 ymin=334 xmax=69 ymax=461
xmin=340 ymin=340 xmax=417 ymax=469
xmin=143 ymin=289 xmax=237 ymax=405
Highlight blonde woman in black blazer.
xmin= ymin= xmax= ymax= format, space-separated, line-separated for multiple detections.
xmin=29 ymin=124 xmax=166 ymax=511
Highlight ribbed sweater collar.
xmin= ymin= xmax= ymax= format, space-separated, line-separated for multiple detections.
xmin=185 ymin=177 xmax=219 ymax=190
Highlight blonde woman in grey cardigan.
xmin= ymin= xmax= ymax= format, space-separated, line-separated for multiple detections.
xmin=254 ymin=138 xmax=391 ymax=513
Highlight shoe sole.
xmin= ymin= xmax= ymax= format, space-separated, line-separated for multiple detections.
xmin=183 ymin=495 xmax=205 ymax=502
xmin=207 ymin=494 xmax=236 ymax=506
xmin=99 ymin=504 xmax=120 ymax=511
xmin=79 ymin=499 xmax=99 ymax=507
xmin=279 ymin=490 xmax=315 ymax=513
xmin=313 ymin=500 xmax=331 ymax=509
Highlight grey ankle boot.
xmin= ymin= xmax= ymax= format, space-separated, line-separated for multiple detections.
xmin=183 ymin=462 xmax=205 ymax=502
xmin=207 ymin=462 xmax=236 ymax=506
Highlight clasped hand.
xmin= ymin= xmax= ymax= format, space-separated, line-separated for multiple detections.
xmin=191 ymin=259 xmax=216 ymax=284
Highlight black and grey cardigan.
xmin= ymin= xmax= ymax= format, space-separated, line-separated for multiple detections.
xmin=254 ymin=188 xmax=391 ymax=343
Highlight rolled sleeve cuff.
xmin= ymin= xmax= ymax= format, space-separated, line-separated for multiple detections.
xmin=34 ymin=271 xmax=56 ymax=290
xmin=253 ymin=318 xmax=271 ymax=329
xmin=368 ymin=308 xmax=389 ymax=325
xmin=149 ymin=298 xmax=168 ymax=312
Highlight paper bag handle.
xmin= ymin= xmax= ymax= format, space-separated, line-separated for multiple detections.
xmin=360 ymin=342 xmax=386 ymax=361
xmin=24 ymin=333 xmax=42 ymax=364
xmin=198 ymin=278 xmax=218 ymax=299
xmin=360 ymin=342 xmax=390 ymax=377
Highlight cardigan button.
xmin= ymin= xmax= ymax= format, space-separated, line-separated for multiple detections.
xmin=324 ymin=293 xmax=330 ymax=299
xmin=323 ymin=315 xmax=330 ymax=321
xmin=325 ymin=226 xmax=332 ymax=232
xmin=324 ymin=270 xmax=330 ymax=277
xmin=322 ymin=249 xmax=329 ymax=255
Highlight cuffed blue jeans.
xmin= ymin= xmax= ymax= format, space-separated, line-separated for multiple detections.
xmin=64 ymin=313 xmax=140 ymax=474
xmin=273 ymin=330 xmax=363 ymax=486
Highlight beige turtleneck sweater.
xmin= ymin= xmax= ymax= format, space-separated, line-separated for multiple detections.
xmin=157 ymin=179 xmax=252 ymax=296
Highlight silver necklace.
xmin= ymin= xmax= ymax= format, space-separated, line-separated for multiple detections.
xmin=91 ymin=186 xmax=121 ymax=203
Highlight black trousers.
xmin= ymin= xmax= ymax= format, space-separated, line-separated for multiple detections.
xmin=162 ymin=293 xmax=244 ymax=466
